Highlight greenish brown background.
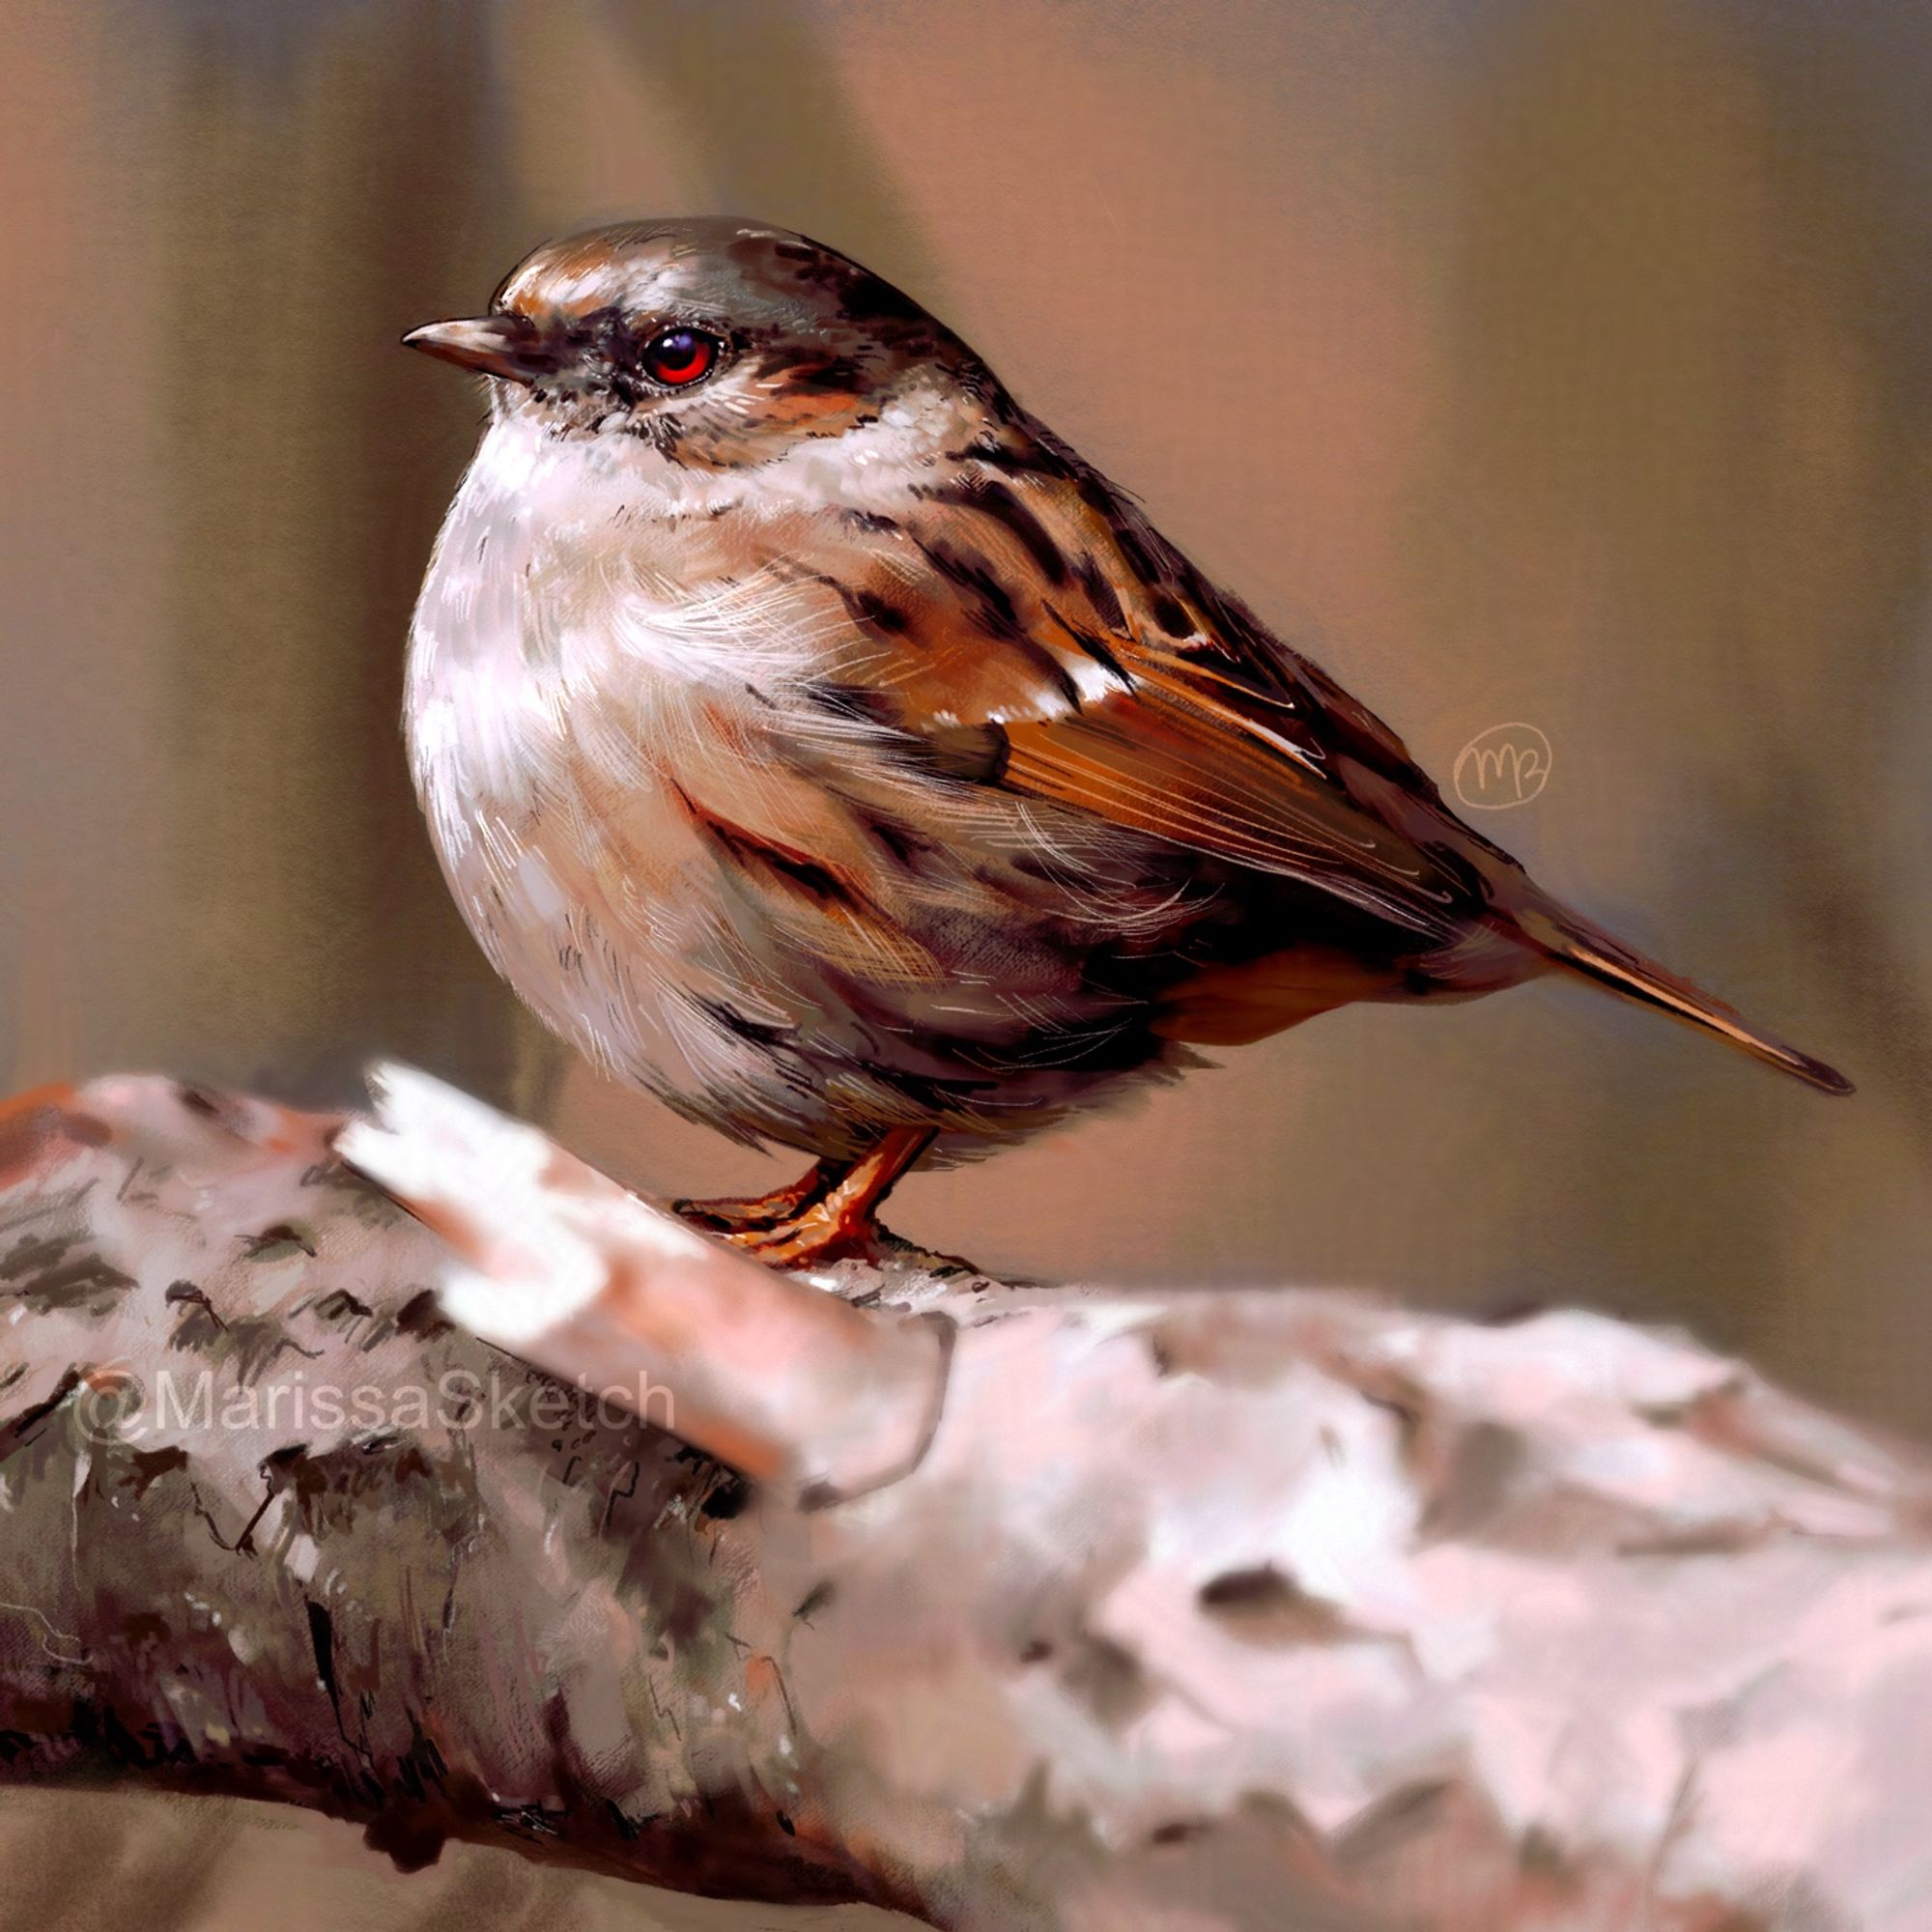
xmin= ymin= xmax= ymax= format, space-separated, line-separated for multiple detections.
xmin=0 ymin=0 xmax=1927 ymax=1924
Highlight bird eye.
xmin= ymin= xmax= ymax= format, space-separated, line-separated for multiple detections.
xmin=639 ymin=327 xmax=723 ymax=388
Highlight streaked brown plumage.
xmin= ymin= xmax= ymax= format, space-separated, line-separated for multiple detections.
xmin=404 ymin=218 xmax=1850 ymax=1265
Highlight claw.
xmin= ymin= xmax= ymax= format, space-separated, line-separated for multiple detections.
xmin=714 ymin=1199 xmax=886 ymax=1270
xmin=685 ymin=1128 xmax=935 ymax=1270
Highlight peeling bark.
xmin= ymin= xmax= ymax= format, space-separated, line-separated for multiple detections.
xmin=0 ymin=1074 xmax=1928 ymax=1930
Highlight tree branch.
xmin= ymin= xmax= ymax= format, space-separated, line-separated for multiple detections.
xmin=0 ymin=1073 xmax=1926 ymax=1929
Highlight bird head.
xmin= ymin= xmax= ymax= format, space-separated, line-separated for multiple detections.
xmin=404 ymin=218 xmax=989 ymax=469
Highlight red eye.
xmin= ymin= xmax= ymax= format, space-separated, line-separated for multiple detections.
xmin=639 ymin=327 xmax=722 ymax=387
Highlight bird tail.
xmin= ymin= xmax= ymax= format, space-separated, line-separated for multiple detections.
xmin=1512 ymin=896 xmax=1853 ymax=1095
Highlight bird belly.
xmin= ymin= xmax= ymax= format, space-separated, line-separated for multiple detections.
xmin=410 ymin=689 xmax=1206 ymax=1158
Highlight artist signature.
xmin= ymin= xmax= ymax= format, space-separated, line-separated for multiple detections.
xmin=1453 ymin=723 xmax=1552 ymax=810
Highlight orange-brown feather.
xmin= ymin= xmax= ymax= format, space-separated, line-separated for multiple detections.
xmin=732 ymin=440 xmax=1844 ymax=1084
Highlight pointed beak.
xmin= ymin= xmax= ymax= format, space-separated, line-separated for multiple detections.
xmin=402 ymin=314 xmax=555 ymax=384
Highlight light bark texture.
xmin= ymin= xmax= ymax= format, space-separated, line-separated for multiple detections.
xmin=0 ymin=1073 xmax=1926 ymax=1930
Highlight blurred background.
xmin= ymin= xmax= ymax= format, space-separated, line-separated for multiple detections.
xmin=1 ymin=0 xmax=1927 ymax=1924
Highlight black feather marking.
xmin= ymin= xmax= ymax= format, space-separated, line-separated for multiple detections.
xmin=915 ymin=538 xmax=1086 ymax=710
xmin=952 ymin=476 xmax=1071 ymax=586
xmin=671 ymin=783 xmax=866 ymax=912
xmin=1107 ymin=515 xmax=1173 ymax=598
xmin=771 ymin=351 xmax=867 ymax=395
xmin=825 ymin=578 xmax=913 ymax=636
xmin=857 ymin=812 xmax=932 ymax=867
xmin=840 ymin=508 xmax=905 ymax=539
xmin=1071 ymin=550 xmax=1126 ymax=634
xmin=837 ymin=272 xmax=928 ymax=326
xmin=1149 ymin=591 xmax=1193 ymax=639
xmin=690 ymin=996 xmax=795 ymax=1048
xmin=1044 ymin=602 xmax=1131 ymax=686
xmin=916 ymin=537 xmax=1027 ymax=638
xmin=726 ymin=836 xmax=861 ymax=909
xmin=958 ymin=435 xmax=1062 ymax=478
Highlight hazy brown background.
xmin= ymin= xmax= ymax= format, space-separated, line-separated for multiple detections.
xmin=1 ymin=0 xmax=1928 ymax=1924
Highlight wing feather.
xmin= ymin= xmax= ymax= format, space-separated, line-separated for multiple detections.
xmin=744 ymin=445 xmax=1484 ymax=940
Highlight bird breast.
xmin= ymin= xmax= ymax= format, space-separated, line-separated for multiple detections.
xmin=403 ymin=410 xmax=1209 ymax=1156
xmin=404 ymin=415 xmax=808 ymax=1081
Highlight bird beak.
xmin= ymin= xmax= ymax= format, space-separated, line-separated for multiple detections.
xmin=402 ymin=314 xmax=555 ymax=384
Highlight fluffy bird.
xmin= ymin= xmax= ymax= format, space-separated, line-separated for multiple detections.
xmin=404 ymin=219 xmax=1849 ymax=1264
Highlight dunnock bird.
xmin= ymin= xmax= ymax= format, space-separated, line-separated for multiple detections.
xmin=405 ymin=219 xmax=1848 ymax=1265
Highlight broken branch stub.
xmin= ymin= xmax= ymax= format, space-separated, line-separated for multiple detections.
xmin=336 ymin=1062 xmax=953 ymax=1507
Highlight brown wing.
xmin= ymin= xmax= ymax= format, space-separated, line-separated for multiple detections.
xmin=721 ymin=429 xmax=1849 ymax=1088
xmin=746 ymin=436 xmax=1488 ymax=943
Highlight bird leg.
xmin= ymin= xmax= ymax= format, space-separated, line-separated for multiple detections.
xmin=700 ymin=1128 xmax=936 ymax=1269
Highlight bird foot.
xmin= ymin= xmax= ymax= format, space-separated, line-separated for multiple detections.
xmin=708 ymin=1199 xmax=886 ymax=1270
xmin=673 ymin=1165 xmax=834 ymax=1234
xmin=674 ymin=1129 xmax=935 ymax=1270
xmin=675 ymin=1192 xmax=811 ymax=1235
